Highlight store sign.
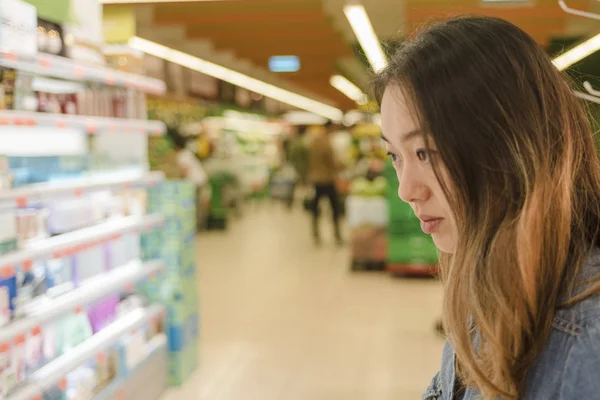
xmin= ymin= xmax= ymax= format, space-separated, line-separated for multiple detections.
xmin=0 ymin=0 xmax=38 ymax=58
xmin=268 ymin=56 xmax=300 ymax=73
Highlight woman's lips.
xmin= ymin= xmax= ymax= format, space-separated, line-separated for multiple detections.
xmin=419 ymin=218 xmax=443 ymax=234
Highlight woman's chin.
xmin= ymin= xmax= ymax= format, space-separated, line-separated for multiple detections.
xmin=432 ymin=233 xmax=456 ymax=254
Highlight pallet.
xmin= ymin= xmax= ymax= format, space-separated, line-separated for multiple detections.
xmin=350 ymin=259 xmax=386 ymax=272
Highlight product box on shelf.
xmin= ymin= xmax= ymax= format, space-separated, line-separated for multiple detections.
xmin=0 ymin=0 xmax=38 ymax=58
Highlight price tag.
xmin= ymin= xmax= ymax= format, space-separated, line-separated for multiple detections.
xmin=22 ymin=259 xmax=33 ymax=272
xmin=0 ymin=265 xmax=14 ymax=278
xmin=86 ymin=122 xmax=97 ymax=134
xmin=31 ymin=326 xmax=41 ymax=336
xmin=0 ymin=342 xmax=10 ymax=353
xmin=97 ymin=351 xmax=106 ymax=363
xmin=14 ymin=334 xmax=26 ymax=345
xmin=74 ymin=188 xmax=83 ymax=197
xmin=58 ymin=377 xmax=67 ymax=391
xmin=39 ymin=59 xmax=51 ymax=69
xmin=117 ymin=389 xmax=125 ymax=400
xmin=56 ymin=119 xmax=67 ymax=128
xmin=124 ymin=282 xmax=133 ymax=292
xmin=15 ymin=196 xmax=27 ymax=207
xmin=105 ymin=73 xmax=116 ymax=85
xmin=32 ymin=395 xmax=42 ymax=400
xmin=4 ymin=52 xmax=17 ymax=61
xmin=0 ymin=118 xmax=9 ymax=125
xmin=74 ymin=306 xmax=83 ymax=314
xmin=73 ymin=65 xmax=85 ymax=78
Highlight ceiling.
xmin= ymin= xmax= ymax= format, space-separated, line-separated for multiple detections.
xmin=107 ymin=0 xmax=600 ymax=112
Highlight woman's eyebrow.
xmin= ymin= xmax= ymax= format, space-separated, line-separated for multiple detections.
xmin=381 ymin=129 xmax=424 ymax=144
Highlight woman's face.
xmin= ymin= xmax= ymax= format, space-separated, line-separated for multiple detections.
xmin=381 ymin=86 xmax=457 ymax=253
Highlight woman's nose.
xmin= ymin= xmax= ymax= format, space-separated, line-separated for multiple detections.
xmin=398 ymin=167 xmax=429 ymax=204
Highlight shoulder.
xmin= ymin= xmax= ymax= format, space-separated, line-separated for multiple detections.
xmin=559 ymin=316 xmax=600 ymax=398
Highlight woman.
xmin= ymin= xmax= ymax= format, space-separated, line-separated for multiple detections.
xmin=375 ymin=16 xmax=600 ymax=399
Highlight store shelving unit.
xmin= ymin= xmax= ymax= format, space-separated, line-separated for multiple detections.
xmin=92 ymin=334 xmax=168 ymax=400
xmin=0 ymin=214 xmax=164 ymax=276
xmin=0 ymin=8 xmax=172 ymax=397
xmin=0 ymin=110 xmax=166 ymax=136
xmin=0 ymin=171 xmax=164 ymax=208
xmin=0 ymin=259 xmax=164 ymax=344
xmin=0 ymin=51 xmax=166 ymax=95
xmin=6 ymin=305 xmax=166 ymax=400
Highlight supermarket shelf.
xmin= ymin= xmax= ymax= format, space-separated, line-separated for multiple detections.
xmin=0 ymin=51 xmax=166 ymax=95
xmin=6 ymin=305 xmax=165 ymax=400
xmin=0 ymin=259 xmax=164 ymax=344
xmin=93 ymin=334 xmax=168 ymax=400
xmin=0 ymin=214 xmax=164 ymax=275
xmin=0 ymin=110 xmax=166 ymax=136
xmin=0 ymin=171 xmax=164 ymax=208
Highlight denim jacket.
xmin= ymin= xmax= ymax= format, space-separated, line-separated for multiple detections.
xmin=424 ymin=248 xmax=600 ymax=399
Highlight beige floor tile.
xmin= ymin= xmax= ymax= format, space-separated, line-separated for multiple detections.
xmin=161 ymin=203 xmax=444 ymax=400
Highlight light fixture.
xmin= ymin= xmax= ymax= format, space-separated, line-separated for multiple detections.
xmin=128 ymin=37 xmax=343 ymax=121
xmin=552 ymin=32 xmax=600 ymax=71
xmin=330 ymin=75 xmax=368 ymax=105
xmin=102 ymin=0 xmax=227 ymax=3
xmin=343 ymin=3 xmax=388 ymax=73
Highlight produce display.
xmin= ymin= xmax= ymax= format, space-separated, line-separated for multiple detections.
xmin=347 ymin=171 xmax=388 ymax=271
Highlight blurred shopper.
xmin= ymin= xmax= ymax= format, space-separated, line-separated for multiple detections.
xmin=169 ymin=128 xmax=209 ymax=229
xmin=309 ymin=121 xmax=342 ymax=245
xmin=169 ymin=128 xmax=207 ymax=187
xmin=288 ymin=125 xmax=310 ymax=185
xmin=376 ymin=16 xmax=600 ymax=400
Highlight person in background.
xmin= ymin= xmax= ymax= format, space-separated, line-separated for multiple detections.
xmin=168 ymin=128 xmax=210 ymax=230
xmin=376 ymin=16 xmax=600 ymax=399
xmin=169 ymin=128 xmax=207 ymax=187
xmin=288 ymin=125 xmax=310 ymax=185
xmin=308 ymin=120 xmax=342 ymax=245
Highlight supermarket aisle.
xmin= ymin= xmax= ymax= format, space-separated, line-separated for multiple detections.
xmin=162 ymin=204 xmax=444 ymax=400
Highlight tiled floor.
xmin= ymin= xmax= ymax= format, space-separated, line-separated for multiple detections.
xmin=162 ymin=203 xmax=444 ymax=400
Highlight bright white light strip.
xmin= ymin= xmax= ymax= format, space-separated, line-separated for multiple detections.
xmin=343 ymin=4 xmax=388 ymax=73
xmin=330 ymin=75 xmax=367 ymax=105
xmin=102 ymin=0 xmax=227 ymax=3
xmin=552 ymin=32 xmax=600 ymax=71
xmin=128 ymin=37 xmax=343 ymax=121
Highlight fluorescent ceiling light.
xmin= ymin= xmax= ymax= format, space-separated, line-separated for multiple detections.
xmin=102 ymin=0 xmax=226 ymax=3
xmin=343 ymin=4 xmax=388 ymax=73
xmin=128 ymin=37 xmax=342 ymax=121
xmin=552 ymin=32 xmax=600 ymax=71
xmin=330 ymin=75 xmax=368 ymax=105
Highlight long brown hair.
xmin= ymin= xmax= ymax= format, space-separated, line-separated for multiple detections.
xmin=374 ymin=16 xmax=600 ymax=398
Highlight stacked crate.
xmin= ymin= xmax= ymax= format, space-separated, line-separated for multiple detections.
xmin=384 ymin=160 xmax=438 ymax=276
xmin=140 ymin=181 xmax=199 ymax=386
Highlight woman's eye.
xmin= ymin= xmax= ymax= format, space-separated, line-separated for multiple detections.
xmin=387 ymin=151 xmax=400 ymax=165
xmin=416 ymin=149 xmax=429 ymax=162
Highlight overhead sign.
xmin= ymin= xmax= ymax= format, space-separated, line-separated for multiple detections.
xmin=268 ymin=56 xmax=300 ymax=73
